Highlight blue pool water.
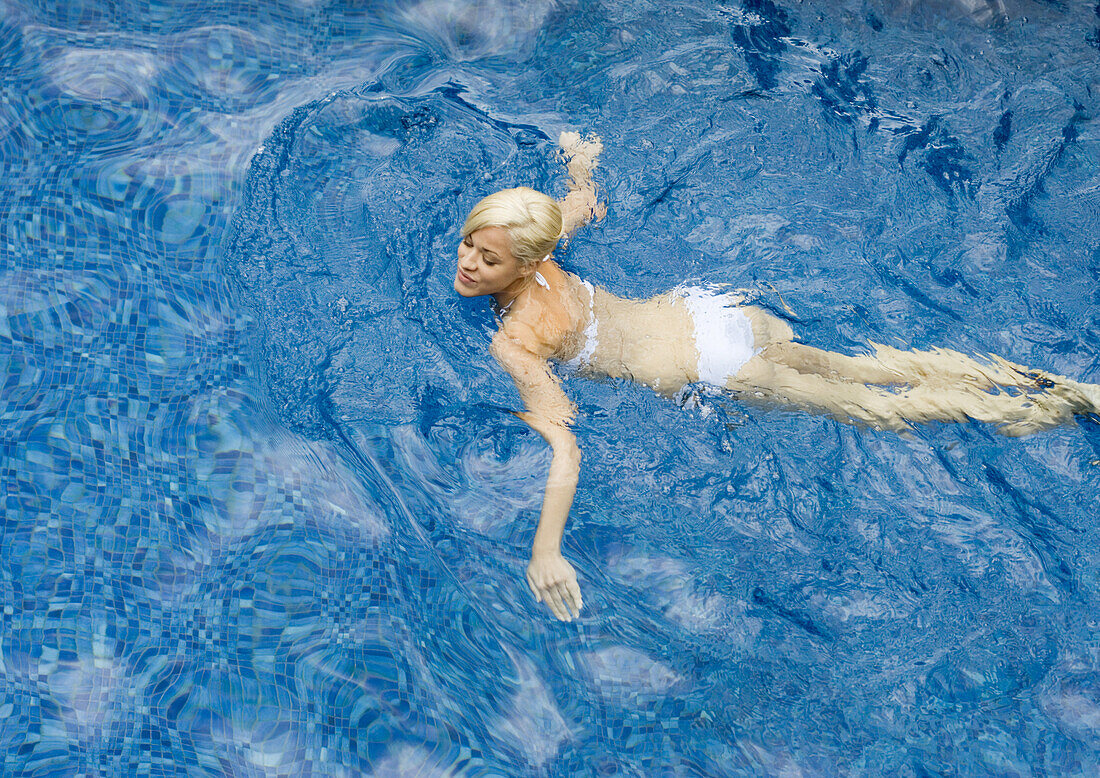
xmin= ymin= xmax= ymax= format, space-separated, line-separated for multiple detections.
xmin=3 ymin=0 xmax=1100 ymax=774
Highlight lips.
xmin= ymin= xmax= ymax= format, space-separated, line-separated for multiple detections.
xmin=456 ymin=269 xmax=476 ymax=285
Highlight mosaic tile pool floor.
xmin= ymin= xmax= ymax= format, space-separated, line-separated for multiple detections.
xmin=3 ymin=0 xmax=1100 ymax=775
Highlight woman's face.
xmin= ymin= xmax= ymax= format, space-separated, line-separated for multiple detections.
xmin=454 ymin=226 xmax=531 ymax=298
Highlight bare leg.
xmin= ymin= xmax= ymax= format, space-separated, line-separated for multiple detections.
xmin=730 ymin=353 xmax=1097 ymax=436
xmin=728 ymin=299 xmax=1098 ymax=433
xmin=729 ymin=357 xmax=934 ymax=432
xmin=763 ymin=338 xmax=1096 ymax=397
xmin=763 ymin=340 xmax=1044 ymax=389
xmin=863 ymin=343 xmax=1048 ymax=391
xmin=762 ymin=341 xmax=908 ymax=386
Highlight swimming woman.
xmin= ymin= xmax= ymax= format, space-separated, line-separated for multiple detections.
xmin=454 ymin=132 xmax=1100 ymax=622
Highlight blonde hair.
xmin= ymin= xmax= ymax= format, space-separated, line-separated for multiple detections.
xmin=461 ymin=187 xmax=563 ymax=268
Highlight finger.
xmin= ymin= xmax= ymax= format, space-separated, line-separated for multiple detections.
xmin=559 ymin=588 xmax=579 ymax=620
xmin=550 ymin=585 xmax=576 ymax=625
xmin=526 ymin=573 xmax=541 ymax=602
xmin=566 ymin=579 xmax=583 ymax=615
xmin=543 ymin=586 xmax=570 ymax=621
xmin=544 ymin=587 xmax=566 ymax=621
xmin=556 ymin=582 xmax=580 ymax=619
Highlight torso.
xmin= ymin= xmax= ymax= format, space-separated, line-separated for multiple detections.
xmin=581 ymin=286 xmax=700 ymax=394
xmin=499 ymin=261 xmax=788 ymax=396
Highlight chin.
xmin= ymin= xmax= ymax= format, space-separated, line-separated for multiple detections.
xmin=454 ymin=277 xmax=481 ymax=297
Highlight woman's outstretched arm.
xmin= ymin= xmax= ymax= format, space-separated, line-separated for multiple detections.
xmin=557 ymin=131 xmax=606 ymax=238
xmin=490 ymin=323 xmax=584 ymax=622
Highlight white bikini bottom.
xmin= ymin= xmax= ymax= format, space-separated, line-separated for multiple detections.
xmin=680 ymin=287 xmax=760 ymax=385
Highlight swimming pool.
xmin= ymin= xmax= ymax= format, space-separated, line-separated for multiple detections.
xmin=3 ymin=0 xmax=1099 ymax=773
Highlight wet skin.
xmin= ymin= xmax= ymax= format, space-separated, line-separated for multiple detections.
xmin=455 ymin=226 xmax=584 ymax=622
xmin=453 ymin=134 xmax=1100 ymax=623
xmin=454 ymin=226 xmax=533 ymax=306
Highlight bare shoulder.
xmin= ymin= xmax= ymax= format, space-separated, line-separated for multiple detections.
xmin=494 ymin=315 xmax=547 ymax=358
xmin=494 ymin=288 xmax=578 ymax=362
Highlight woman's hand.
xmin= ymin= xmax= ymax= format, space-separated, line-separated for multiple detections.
xmin=558 ymin=131 xmax=603 ymax=180
xmin=558 ymin=131 xmax=606 ymax=236
xmin=526 ymin=551 xmax=583 ymax=621
xmin=489 ymin=331 xmax=584 ymax=623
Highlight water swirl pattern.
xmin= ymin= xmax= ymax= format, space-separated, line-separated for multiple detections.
xmin=3 ymin=0 xmax=1100 ymax=774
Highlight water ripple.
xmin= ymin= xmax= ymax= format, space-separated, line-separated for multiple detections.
xmin=3 ymin=0 xmax=1100 ymax=774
